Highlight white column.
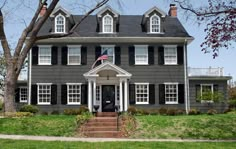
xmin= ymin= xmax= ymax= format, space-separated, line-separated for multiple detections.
xmin=88 ymin=80 xmax=92 ymax=112
xmin=93 ymin=80 xmax=96 ymax=112
xmin=28 ymin=49 xmax=32 ymax=105
xmin=119 ymin=79 xmax=123 ymax=112
xmin=124 ymin=79 xmax=128 ymax=111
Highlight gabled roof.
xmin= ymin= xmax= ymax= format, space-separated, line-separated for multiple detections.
xmin=50 ymin=5 xmax=71 ymax=17
xmin=84 ymin=61 xmax=132 ymax=78
xmin=143 ymin=6 xmax=167 ymax=18
xmin=97 ymin=6 xmax=119 ymax=18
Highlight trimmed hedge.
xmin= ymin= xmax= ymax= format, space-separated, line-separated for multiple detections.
xmin=20 ymin=105 xmax=39 ymax=114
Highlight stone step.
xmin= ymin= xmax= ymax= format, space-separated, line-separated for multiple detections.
xmin=89 ymin=117 xmax=117 ymax=123
xmin=83 ymin=126 xmax=118 ymax=131
xmin=86 ymin=121 xmax=120 ymax=127
xmin=84 ymin=131 xmax=121 ymax=138
xmin=96 ymin=112 xmax=118 ymax=117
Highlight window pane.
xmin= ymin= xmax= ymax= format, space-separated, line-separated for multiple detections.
xmin=135 ymin=84 xmax=149 ymax=104
xmin=164 ymin=47 xmax=177 ymax=64
xmin=102 ymin=47 xmax=114 ymax=63
xmin=68 ymin=85 xmax=81 ymax=104
xmin=38 ymin=85 xmax=51 ymax=104
xmin=165 ymin=84 xmax=178 ymax=103
xmin=39 ymin=47 xmax=51 ymax=64
xmin=68 ymin=47 xmax=81 ymax=64
xmin=151 ymin=16 xmax=160 ymax=33
xmin=135 ymin=47 xmax=148 ymax=64
xmin=56 ymin=16 xmax=65 ymax=33
xmin=103 ymin=15 xmax=112 ymax=33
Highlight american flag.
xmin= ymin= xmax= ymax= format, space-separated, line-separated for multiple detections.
xmin=91 ymin=50 xmax=108 ymax=69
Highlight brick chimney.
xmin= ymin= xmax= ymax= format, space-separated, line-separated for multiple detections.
xmin=168 ymin=4 xmax=177 ymax=17
xmin=39 ymin=3 xmax=47 ymax=17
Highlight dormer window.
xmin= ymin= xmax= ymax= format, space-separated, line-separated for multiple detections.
xmin=55 ymin=14 xmax=65 ymax=33
xmin=103 ymin=14 xmax=113 ymax=33
xmin=150 ymin=14 xmax=160 ymax=33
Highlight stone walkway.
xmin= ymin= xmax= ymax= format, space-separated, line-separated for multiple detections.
xmin=0 ymin=134 xmax=236 ymax=142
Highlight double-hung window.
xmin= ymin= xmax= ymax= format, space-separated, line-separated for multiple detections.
xmin=55 ymin=14 xmax=65 ymax=33
xmin=103 ymin=14 xmax=113 ymax=33
xmin=200 ymin=84 xmax=214 ymax=102
xmin=38 ymin=84 xmax=51 ymax=105
xmin=165 ymin=83 xmax=178 ymax=104
xmin=135 ymin=83 xmax=149 ymax=104
xmin=67 ymin=84 xmax=81 ymax=105
xmin=20 ymin=87 xmax=27 ymax=103
xmin=39 ymin=46 xmax=51 ymax=65
xmin=102 ymin=46 xmax=114 ymax=63
xmin=68 ymin=46 xmax=81 ymax=65
xmin=135 ymin=45 xmax=148 ymax=65
xmin=150 ymin=14 xmax=160 ymax=33
xmin=164 ymin=45 xmax=177 ymax=65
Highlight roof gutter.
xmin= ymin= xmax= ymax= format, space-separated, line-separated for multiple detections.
xmin=32 ymin=36 xmax=194 ymax=45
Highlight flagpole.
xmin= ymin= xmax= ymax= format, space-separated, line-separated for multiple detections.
xmin=91 ymin=59 xmax=99 ymax=69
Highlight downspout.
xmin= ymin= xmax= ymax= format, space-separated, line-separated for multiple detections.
xmin=28 ymin=49 xmax=32 ymax=105
xmin=184 ymin=39 xmax=189 ymax=114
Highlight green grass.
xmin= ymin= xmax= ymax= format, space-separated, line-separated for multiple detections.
xmin=0 ymin=115 xmax=76 ymax=136
xmin=0 ymin=139 xmax=235 ymax=149
xmin=132 ymin=114 xmax=236 ymax=139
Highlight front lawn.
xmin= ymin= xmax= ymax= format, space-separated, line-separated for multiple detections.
xmin=132 ymin=114 xmax=236 ymax=139
xmin=0 ymin=139 xmax=235 ymax=149
xmin=0 ymin=115 xmax=76 ymax=136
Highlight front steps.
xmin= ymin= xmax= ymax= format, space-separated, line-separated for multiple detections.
xmin=81 ymin=112 xmax=122 ymax=138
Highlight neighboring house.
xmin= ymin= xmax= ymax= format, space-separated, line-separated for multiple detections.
xmin=15 ymin=4 xmax=231 ymax=113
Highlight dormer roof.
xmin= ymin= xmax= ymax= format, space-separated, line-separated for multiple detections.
xmin=97 ymin=6 xmax=119 ymax=18
xmin=50 ymin=5 xmax=71 ymax=17
xmin=143 ymin=6 xmax=166 ymax=18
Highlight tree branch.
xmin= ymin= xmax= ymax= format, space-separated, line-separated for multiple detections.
xmin=0 ymin=9 xmax=11 ymax=60
xmin=35 ymin=0 xmax=109 ymax=40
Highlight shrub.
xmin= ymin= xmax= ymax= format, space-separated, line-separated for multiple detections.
xmin=127 ymin=106 xmax=138 ymax=115
xmin=207 ymin=109 xmax=218 ymax=115
xmin=167 ymin=108 xmax=178 ymax=116
xmin=51 ymin=110 xmax=60 ymax=115
xmin=148 ymin=109 xmax=159 ymax=115
xmin=176 ymin=109 xmax=185 ymax=115
xmin=41 ymin=111 xmax=48 ymax=115
xmin=188 ymin=109 xmax=201 ymax=115
xmin=64 ymin=109 xmax=80 ymax=115
xmin=78 ymin=106 xmax=89 ymax=114
xmin=224 ymin=108 xmax=233 ymax=114
xmin=158 ymin=107 xmax=168 ymax=115
xmin=20 ymin=105 xmax=39 ymax=114
xmin=5 ymin=112 xmax=33 ymax=118
xmin=228 ymin=99 xmax=236 ymax=109
xmin=76 ymin=112 xmax=93 ymax=126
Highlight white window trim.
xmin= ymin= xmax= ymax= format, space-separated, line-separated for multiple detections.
xmin=135 ymin=83 xmax=149 ymax=104
xmin=101 ymin=45 xmax=115 ymax=64
xmin=67 ymin=45 xmax=81 ymax=65
xmin=134 ymin=45 xmax=149 ymax=65
xmin=37 ymin=83 xmax=51 ymax=105
xmin=164 ymin=45 xmax=177 ymax=65
xmin=150 ymin=14 xmax=161 ymax=33
xmin=164 ymin=82 xmax=178 ymax=104
xmin=55 ymin=13 xmax=66 ymax=34
xmin=102 ymin=14 xmax=113 ymax=33
xmin=67 ymin=83 xmax=82 ymax=105
xmin=200 ymin=84 xmax=214 ymax=103
xmin=38 ymin=45 xmax=52 ymax=65
xmin=19 ymin=87 xmax=27 ymax=103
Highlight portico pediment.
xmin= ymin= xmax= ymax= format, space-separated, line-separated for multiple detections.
xmin=84 ymin=62 xmax=132 ymax=78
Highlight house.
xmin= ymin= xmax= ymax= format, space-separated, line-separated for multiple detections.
xmin=15 ymin=4 xmax=231 ymax=113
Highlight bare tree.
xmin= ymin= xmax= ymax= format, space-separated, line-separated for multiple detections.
xmin=174 ymin=0 xmax=236 ymax=58
xmin=0 ymin=52 xmax=5 ymax=97
xmin=0 ymin=0 xmax=109 ymax=112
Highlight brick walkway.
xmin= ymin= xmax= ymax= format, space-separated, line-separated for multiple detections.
xmin=0 ymin=134 xmax=236 ymax=142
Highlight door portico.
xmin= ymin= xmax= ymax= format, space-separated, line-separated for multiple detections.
xmin=84 ymin=62 xmax=132 ymax=112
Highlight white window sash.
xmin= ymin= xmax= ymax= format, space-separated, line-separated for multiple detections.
xmin=164 ymin=45 xmax=177 ymax=65
xmin=103 ymin=14 xmax=113 ymax=33
xmin=135 ymin=46 xmax=148 ymax=65
xmin=165 ymin=83 xmax=178 ymax=104
xmin=38 ymin=46 xmax=52 ymax=65
xmin=37 ymin=84 xmax=51 ymax=105
xmin=67 ymin=84 xmax=81 ymax=105
xmin=68 ymin=46 xmax=81 ymax=65
xmin=135 ymin=83 xmax=149 ymax=104
xmin=55 ymin=14 xmax=66 ymax=33
xmin=101 ymin=46 xmax=115 ymax=64
xmin=150 ymin=14 xmax=161 ymax=33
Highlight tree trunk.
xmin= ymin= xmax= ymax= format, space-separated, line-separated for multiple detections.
xmin=4 ymin=65 xmax=18 ymax=112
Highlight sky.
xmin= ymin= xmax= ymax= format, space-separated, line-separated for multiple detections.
xmin=1 ymin=0 xmax=235 ymax=81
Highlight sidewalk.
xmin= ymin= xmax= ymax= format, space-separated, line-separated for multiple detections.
xmin=0 ymin=134 xmax=236 ymax=142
